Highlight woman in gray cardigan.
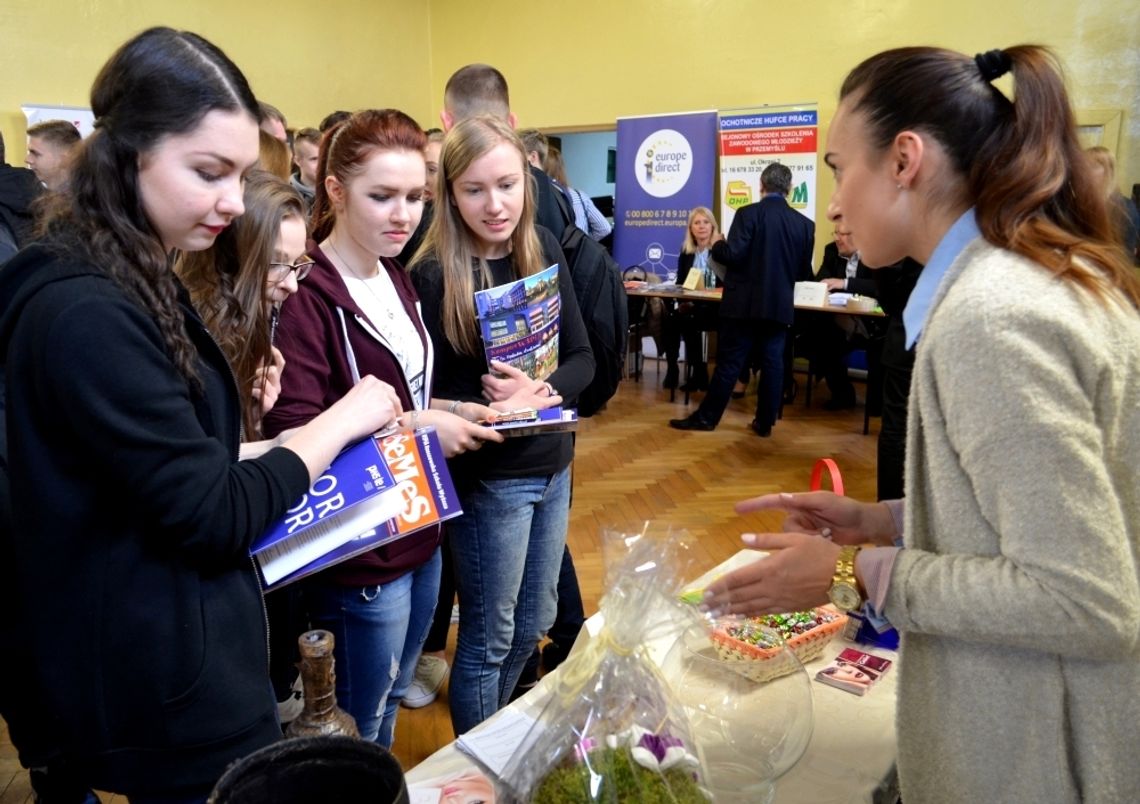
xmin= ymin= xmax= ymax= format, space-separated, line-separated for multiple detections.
xmin=702 ymin=45 xmax=1140 ymax=803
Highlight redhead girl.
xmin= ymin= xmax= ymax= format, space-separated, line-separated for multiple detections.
xmin=262 ymin=109 xmax=501 ymax=747
xmin=410 ymin=115 xmax=594 ymax=734
xmin=0 ymin=28 xmax=400 ymax=802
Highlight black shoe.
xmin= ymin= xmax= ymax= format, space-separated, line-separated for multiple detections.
xmin=731 ymin=385 xmax=747 ymax=400
xmin=669 ymin=413 xmax=716 ymax=431
xmin=782 ymin=380 xmax=798 ymax=405
xmin=679 ymin=374 xmax=709 ymax=393
xmin=663 ymin=365 xmax=679 ymax=390
xmin=750 ymin=419 xmax=772 ymax=437
xmin=823 ymin=394 xmax=857 ymax=411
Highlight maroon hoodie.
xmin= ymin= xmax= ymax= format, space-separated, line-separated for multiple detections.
xmin=262 ymin=242 xmax=440 ymax=586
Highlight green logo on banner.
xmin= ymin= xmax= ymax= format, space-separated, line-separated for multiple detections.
xmin=790 ymin=181 xmax=809 ymax=208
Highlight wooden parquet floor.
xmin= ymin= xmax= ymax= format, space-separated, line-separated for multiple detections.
xmin=1 ymin=362 xmax=878 ymax=801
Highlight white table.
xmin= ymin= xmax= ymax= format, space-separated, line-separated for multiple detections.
xmin=406 ymin=550 xmax=899 ymax=803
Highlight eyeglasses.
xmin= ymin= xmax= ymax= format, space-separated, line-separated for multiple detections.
xmin=269 ymin=258 xmax=315 ymax=283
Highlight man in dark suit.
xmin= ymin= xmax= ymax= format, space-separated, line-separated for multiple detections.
xmin=670 ymin=163 xmax=814 ymax=436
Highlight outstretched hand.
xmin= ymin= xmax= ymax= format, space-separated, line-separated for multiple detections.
xmin=702 ymin=532 xmax=841 ymax=617
xmin=736 ymin=491 xmax=897 ymax=546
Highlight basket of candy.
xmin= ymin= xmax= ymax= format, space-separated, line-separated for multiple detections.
xmin=709 ymin=608 xmax=847 ymax=682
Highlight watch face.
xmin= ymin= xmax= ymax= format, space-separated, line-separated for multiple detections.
xmin=829 ymin=582 xmax=862 ymax=612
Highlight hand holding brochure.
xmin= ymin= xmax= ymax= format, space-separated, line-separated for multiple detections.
xmin=251 ymin=428 xmax=461 ymax=589
xmin=474 ymin=263 xmax=560 ymax=380
xmin=481 ymin=406 xmax=579 ymax=437
xmin=250 ymin=435 xmax=404 ymax=586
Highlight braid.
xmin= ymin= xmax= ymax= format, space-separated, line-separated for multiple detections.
xmin=40 ymin=128 xmax=202 ymax=388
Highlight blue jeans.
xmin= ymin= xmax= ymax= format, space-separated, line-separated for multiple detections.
xmin=306 ymin=547 xmax=441 ymax=746
xmin=448 ymin=467 xmax=571 ymax=734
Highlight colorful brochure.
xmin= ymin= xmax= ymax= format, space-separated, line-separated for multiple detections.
xmin=475 ymin=263 xmax=560 ymax=380
xmin=814 ymin=647 xmax=893 ymax=696
xmin=252 ymin=428 xmax=460 ymax=589
xmin=483 ymin=406 xmax=579 ymax=437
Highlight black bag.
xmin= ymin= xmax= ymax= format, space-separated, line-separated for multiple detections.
xmin=559 ymin=224 xmax=628 ymax=417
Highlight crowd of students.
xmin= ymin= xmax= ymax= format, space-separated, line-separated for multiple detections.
xmin=0 ymin=26 xmax=595 ymax=804
xmin=1 ymin=24 xmax=1139 ymax=804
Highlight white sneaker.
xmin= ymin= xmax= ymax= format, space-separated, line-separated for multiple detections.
xmin=401 ymin=654 xmax=449 ymax=709
xmin=277 ymin=674 xmax=304 ymax=724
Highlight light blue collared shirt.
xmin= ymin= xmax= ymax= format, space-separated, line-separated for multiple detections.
xmin=902 ymin=209 xmax=981 ymax=349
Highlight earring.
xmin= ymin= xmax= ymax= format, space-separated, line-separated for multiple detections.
xmin=896 ymin=183 xmax=903 ymax=190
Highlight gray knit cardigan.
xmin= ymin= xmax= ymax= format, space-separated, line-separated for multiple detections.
xmin=884 ymin=239 xmax=1140 ymax=803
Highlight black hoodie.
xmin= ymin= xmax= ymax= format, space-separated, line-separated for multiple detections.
xmin=0 ymin=163 xmax=42 ymax=258
xmin=0 ymin=245 xmax=310 ymax=795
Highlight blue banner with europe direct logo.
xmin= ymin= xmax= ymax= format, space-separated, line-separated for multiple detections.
xmin=614 ymin=111 xmax=718 ymax=281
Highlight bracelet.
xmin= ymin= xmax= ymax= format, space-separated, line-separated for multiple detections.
xmin=447 ymin=399 xmax=463 ymax=415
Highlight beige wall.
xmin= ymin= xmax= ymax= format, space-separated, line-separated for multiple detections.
xmin=427 ymin=0 xmax=1140 ymax=220
xmin=3 ymin=0 xmax=1137 ymax=222
xmin=0 ymin=0 xmax=434 ymax=158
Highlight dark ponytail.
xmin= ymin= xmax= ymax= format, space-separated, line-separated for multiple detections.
xmin=841 ymin=45 xmax=1140 ymax=309
xmin=38 ymin=27 xmax=261 ymax=385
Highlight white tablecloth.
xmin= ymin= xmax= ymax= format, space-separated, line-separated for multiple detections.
xmin=406 ymin=549 xmax=899 ymax=803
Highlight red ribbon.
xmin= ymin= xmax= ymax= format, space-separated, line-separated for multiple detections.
xmin=810 ymin=458 xmax=845 ymax=496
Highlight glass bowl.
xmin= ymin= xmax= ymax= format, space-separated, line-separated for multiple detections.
xmin=660 ymin=623 xmax=814 ymax=803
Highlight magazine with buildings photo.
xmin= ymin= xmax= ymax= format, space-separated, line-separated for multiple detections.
xmin=814 ymin=647 xmax=893 ymax=696
xmin=474 ymin=263 xmax=560 ymax=381
xmin=260 ymin=427 xmax=461 ymax=590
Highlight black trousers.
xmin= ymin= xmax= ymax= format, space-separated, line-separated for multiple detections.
xmin=697 ymin=318 xmax=788 ymax=429
xmin=877 ymin=361 xmax=912 ymax=501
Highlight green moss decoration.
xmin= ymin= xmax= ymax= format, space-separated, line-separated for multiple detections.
xmin=533 ymin=746 xmax=706 ymax=803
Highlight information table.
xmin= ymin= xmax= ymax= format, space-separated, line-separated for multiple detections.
xmin=625 ymin=283 xmax=886 ymax=317
xmin=406 ymin=550 xmax=899 ymax=803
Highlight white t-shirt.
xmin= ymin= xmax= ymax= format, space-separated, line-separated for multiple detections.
xmin=343 ymin=269 xmax=427 ymax=408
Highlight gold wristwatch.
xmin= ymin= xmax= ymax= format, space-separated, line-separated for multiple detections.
xmin=828 ymin=545 xmax=864 ymax=612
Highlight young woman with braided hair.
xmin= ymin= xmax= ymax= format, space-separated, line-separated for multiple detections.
xmin=0 ymin=28 xmax=401 ymax=802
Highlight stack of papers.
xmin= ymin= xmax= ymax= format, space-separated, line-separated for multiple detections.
xmin=455 ymin=709 xmax=538 ymax=776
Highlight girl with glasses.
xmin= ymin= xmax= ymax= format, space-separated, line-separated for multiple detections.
xmin=262 ymin=109 xmax=502 ymax=748
xmin=409 ymin=115 xmax=595 ymax=735
xmin=0 ymin=28 xmax=402 ymax=803
xmin=178 ymin=169 xmax=312 ymax=441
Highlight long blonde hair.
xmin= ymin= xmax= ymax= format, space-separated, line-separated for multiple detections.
xmin=682 ymin=206 xmax=719 ymax=254
xmin=410 ymin=115 xmax=545 ymax=356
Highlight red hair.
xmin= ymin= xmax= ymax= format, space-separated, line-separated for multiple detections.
xmin=310 ymin=109 xmax=426 ymax=242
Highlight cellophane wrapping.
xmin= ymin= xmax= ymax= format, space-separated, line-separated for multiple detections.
xmin=497 ymin=526 xmax=711 ymax=803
